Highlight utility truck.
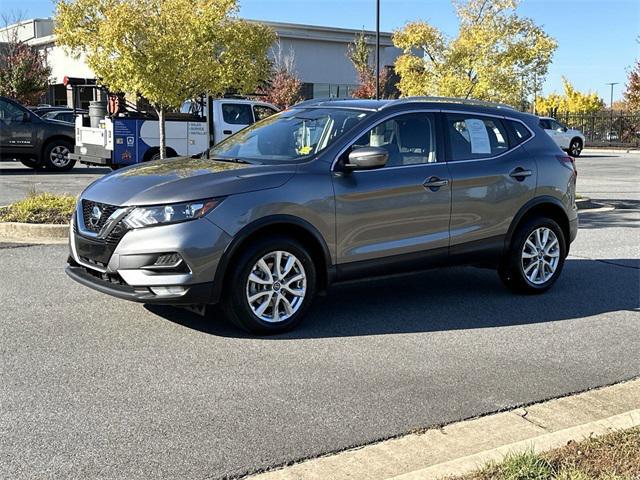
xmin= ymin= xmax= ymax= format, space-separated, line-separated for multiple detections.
xmin=68 ymin=84 xmax=278 ymax=170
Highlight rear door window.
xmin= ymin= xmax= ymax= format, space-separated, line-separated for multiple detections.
xmin=445 ymin=114 xmax=510 ymax=161
xmin=507 ymin=120 xmax=532 ymax=145
xmin=221 ymin=103 xmax=254 ymax=125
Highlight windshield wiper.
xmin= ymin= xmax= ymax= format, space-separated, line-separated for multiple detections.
xmin=209 ymin=156 xmax=253 ymax=165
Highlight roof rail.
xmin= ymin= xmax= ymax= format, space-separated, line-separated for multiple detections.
xmin=381 ymin=96 xmax=517 ymax=111
xmin=293 ymin=97 xmax=362 ymax=107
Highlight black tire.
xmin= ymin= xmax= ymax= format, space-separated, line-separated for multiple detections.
xmin=43 ymin=139 xmax=75 ymax=171
xmin=498 ymin=216 xmax=567 ymax=294
xmin=20 ymin=159 xmax=41 ymax=169
xmin=568 ymin=138 xmax=583 ymax=157
xmin=146 ymin=149 xmax=176 ymax=162
xmin=110 ymin=164 xmax=122 ymax=171
xmin=221 ymin=236 xmax=317 ymax=335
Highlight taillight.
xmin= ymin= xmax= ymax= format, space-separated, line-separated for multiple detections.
xmin=557 ymin=154 xmax=577 ymax=176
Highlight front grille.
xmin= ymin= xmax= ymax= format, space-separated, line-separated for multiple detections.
xmin=81 ymin=200 xmax=119 ymax=234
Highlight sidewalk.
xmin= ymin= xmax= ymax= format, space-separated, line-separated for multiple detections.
xmin=247 ymin=379 xmax=640 ymax=480
xmin=582 ymin=147 xmax=639 ymax=154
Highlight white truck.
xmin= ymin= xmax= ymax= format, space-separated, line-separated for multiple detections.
xmin=70 ymin=96 xmax=278 ymax=169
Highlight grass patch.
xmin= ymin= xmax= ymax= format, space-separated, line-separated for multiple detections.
xmin=0 ymin=192 xmax=76 ymax=224
xmin=452 ymin=427 xmax=640 ymax=480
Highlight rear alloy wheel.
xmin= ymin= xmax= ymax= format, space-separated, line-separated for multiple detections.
xmin=569 ymin=138 xmax=583 ymax=157
xmin=499 ymin=216 xmax=566 ymax=294
xmin=44 ymin=140 xmax=75 ymax=171
xmin=222 ymin=236 xmax=316 ymax=334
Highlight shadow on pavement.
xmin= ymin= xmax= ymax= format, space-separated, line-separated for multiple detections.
xmin=579 ymin=200 xmax=640 ymax=229
xmin=146 ymin=257 xmax=640 ymax=339
xmin=578 ymin=154 xmax=620 ymax=158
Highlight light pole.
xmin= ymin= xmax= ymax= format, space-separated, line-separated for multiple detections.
xmin=606 ymin=82 xmax=618 ymax=143
xmin=375 ymin=0 xmax=380 ymax=100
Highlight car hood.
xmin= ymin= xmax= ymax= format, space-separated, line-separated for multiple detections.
xmin=81 ymin=157 xmax=297 ymax=206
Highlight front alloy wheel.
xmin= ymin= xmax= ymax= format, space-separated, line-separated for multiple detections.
xmin=246 ymin=251 xmax=307 ymax=323
xmin=222 ymin=236 xmax=316 ymax=334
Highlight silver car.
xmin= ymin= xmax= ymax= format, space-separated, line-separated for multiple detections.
xmin=66 ymin=97 xmax=578 ymax=334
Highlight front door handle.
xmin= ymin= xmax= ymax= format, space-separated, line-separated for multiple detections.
xmin=509 ymin=168 xmax=532 ymax=180
xmin=423 ymin=177 xmax=449 ymax=190
xmin=223 ymin=129 xmax=232 ymax=135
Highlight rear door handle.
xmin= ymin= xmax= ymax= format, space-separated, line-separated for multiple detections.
xmin=423 ymin=177 xmax=449 ymax=190
xmin=509 ymin=168 xmax=532 ymax=180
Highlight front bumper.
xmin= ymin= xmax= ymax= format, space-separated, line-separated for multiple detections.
xmin=65 ymin=262 xmax=215 ymax=304
xmin=66 ymin=215 xmax=232 ymax=305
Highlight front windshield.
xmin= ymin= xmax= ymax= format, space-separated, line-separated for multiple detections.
xmin=207 ymin=107 xmax=370 ymax=163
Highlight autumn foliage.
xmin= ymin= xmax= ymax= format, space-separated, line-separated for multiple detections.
xmin=392 ymin=0 xmax=556 ymax=106
xmin=348 ymin=30 xmax=388 ymax=99
xmin=259 ymin=43 xmax=302 ymax=109
xmin=0 ymin=39 xmax=51 ymax=105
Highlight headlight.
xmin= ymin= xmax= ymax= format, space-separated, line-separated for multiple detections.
xmin=122 ymin=198 xmax=223 ymax=229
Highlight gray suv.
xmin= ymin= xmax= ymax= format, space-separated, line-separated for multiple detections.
xmin=66 ymin=98 xmax=578 ymax=334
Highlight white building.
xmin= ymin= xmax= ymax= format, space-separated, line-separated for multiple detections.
xmin=1 ymin=18 xmax=401 ymax=107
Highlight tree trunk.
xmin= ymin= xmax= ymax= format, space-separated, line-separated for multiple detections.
xmin=157 ymin=105 xmax=166 ymax=160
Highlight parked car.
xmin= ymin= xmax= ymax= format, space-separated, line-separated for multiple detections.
xmin=605 ymin=131 xmax=619 ymax=141
xmin=0 ymin=96 xmax=77 ymax=171
xmin=41 ymin=109 xmax=87 ymax=124
xmin=29 ymin=105 xmax=72 ymax=115
xmin=538 ymin=117 xmax=585 ymax=157
xmin=66 ymin=97 xmax=578 ymax=334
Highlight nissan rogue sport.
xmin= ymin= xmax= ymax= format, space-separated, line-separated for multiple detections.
xmin=66 ymin=97 xmax=578 ymax=334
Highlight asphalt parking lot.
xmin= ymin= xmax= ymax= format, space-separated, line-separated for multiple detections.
xmin=0 ymin=152 xmax=638 ymax=479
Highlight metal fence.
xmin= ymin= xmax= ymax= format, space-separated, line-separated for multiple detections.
xmin=551 ymin=111 xmax=640 ymax=147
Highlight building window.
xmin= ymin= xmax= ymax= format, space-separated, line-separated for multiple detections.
xmin=302 ymin=83 xmax=359 ymax=100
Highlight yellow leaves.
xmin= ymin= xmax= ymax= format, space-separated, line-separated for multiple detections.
xmin=54 ymin=0 xmax=273 ymax=109
xmin=536 ymin=77 xmax=604 ymax=115
xmin=391 ymin=0 xmax=557 ymax=107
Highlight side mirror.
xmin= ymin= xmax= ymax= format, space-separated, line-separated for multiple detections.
xmin=563 ymin=127 xmax=568 ymax=132
xmin=345 ymin=146 xmax=388 ymax=171
xmin=22 ymin=112 xmax=31 ymax=123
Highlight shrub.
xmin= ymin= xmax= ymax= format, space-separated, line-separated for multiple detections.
xmin=0 ymin=192 xmax=76 ymax=224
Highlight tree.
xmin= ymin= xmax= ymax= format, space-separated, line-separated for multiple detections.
xmin=259 ymin=42 xmax=302 ymax=109
xmin=623 ymin=60 xmax=640 ymax=112
xmin=392 ymin=0 xmax=556 ymax=107
xmin=55 ymin=0 xmax=274 ymax=159
xmin=0 ymin=17 xmax=51 ymax=104
xmin=347 ymin=30 xmax=389 ymax=99
xmin=536 ymin=77 xmax=604 ymax=115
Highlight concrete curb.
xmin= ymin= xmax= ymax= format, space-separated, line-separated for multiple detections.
xmin=581 ymin=148 xmax=639 ymax=155
xmin=391 ymin=409 xmax=640 ymax=480
xmin=0 ymin=222 xmax=68 ymax=243
xmin=248 ymin=379 xmax=640 ymax=480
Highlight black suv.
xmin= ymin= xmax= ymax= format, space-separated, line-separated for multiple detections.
xmin=0 ymin=96 xmax=76 ymax=171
